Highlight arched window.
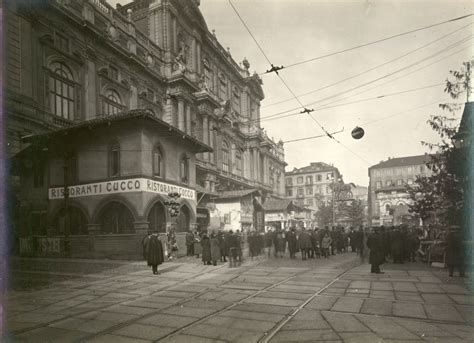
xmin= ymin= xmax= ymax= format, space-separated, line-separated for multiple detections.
xmin=103 ymin=89 xmax=123 ymax=115
xmin=99 ymin=202 xmax=134 ymax=234
xmin=222 ymin=141 xmax=230 ymax=172
xmin=180 ymin=155 xmax=189 ymax=184
xmin=235 ymin=149 xmax=242 ymax=176
xmin=48 ymin=62 xmax=75 ymax=120
xmin=153 ymin=145 xmax=163 ymax=177
xmin=108 ymin=141 xmax=120 ymax=177
xmin=385 ymin=204 xmax=391 ymax=213
xmin=148 ymin=202 xmax=166 ymax=233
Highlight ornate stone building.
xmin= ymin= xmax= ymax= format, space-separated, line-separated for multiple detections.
xmin=6 ymin=0 xmax=285 ymax=258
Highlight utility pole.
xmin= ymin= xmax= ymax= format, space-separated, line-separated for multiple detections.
xmin=63 ymin=148 xmax=70 ymax=257
xmin=466 ymin=61 xmax=471 ymax=102
xmin=332 ymin=175 xmax=336 ymax=228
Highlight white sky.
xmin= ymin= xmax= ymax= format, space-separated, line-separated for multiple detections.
xmin=111 ymin=0 xmax=473 ymax=186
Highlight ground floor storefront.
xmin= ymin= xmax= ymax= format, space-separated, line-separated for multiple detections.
xmin=18 ymin=178 xmax=198 ymax=259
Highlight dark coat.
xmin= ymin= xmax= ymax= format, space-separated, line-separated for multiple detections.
xmin=146 ymin=235 xmax=164 ymax=266
xmin=185 ymin=232 xmax=194 ymax=246
xmin=217 ymin=231 xmax=227 ymax=256
xmin=286 ymin=231 xmax=298 ymax=253
xmin=298 ymin=231 xmax=312 ymax=249
xmin=201 ymin=236 xmax=211 ymax=262
xmin=367 ymin=232 xmax=384 ymax=265
xmin=390 ymin=230 xmax=404 ymax=257
xmin=446 ymin=231 xmax=464 ymax=266
xmin=210 ymin=236 xmax=221 ymax=261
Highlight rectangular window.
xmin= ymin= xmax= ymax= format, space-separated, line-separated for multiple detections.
xmin=396 ymin=179 xmax=403 ymax=186
xmin=109 ymin=147 xmax=120 ymax=177
xmin=233 ymin=90 xmax=241 ymax=113
xmin=306 ymin=176 xmax=313 ymax=184
xmin=285 ymin=178 xmax=293 ymax=186
xmin=375 ymin=181 xmax=382 ymax=189
xmin=297 ymin=188 xmax=304 ymax=196
xmin=327 ymin=172 xmax=333 ymax=180
xmin=317 ymin=174 xmax=322 ymax=182
xmin=224 ymin=213 xmax=231 ymax=224
xmin=219 ymin=77 xmax=227 ymax=100
xmin=307 ymin=199 xmax=314 ymax=206
xmin=306 ymin=187 xmax=313 ymax=195
xmin=286 ymin=189 xmax=293 ymax=196
xmin=297 ymin=177 xmax=303 ymax=184
xmin=110 ymin=66 xmax=119 ymax=81
xmin=386 ymin=180 xmax=392 ymax=186
xmin=407 ymin=179 xmax=414 ymax=185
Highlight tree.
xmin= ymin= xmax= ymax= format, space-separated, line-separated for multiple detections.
xmin=407 ymin=59 xmax=472 ymax=225
xmin=316 ymin=203 xmax=333 ymax=228
xmin=339 ymin=200 xmax=365 ymax=227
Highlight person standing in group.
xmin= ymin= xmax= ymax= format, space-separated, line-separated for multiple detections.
xmin=310 ymin=228 xmax=319 ymax=258
xmin=167 ymin=226 xmax=178 ymax=260
xmin=193 ymin=230 xmax=202 ymax=258
xmin=217 ymin=229 xmax=227 ymax=262
xmin=210 ymin=231 xmax=221 ymax=266
xmin=227 ymin=230 xmax=238 ymax=267
xmin=264 ymin=229 xmax=274 ymax=258
xmin=446 ymin=226 xmax=465 ymax=277
xmin=321 ymin=232 xmax=332 ymax=258
xmin=390 ymin=227 xmax=404 ymax=264
xmin=201 ymin=231 xmax=212 ymax=265
xmin=286 ymin=227 xmax=298 ymax=259
xmin=185 ymin=230 xmax=194 ymax=257
xmin=145 ymin=231 xmax=165 ymax=275
xmin=298 ymin=227 xmax=312 ymax=260
xmin=367 ymin=227 xmax=385 ymax=274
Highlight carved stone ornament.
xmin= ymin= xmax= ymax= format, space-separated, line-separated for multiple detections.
xmin=106 ymin=23 xmax=120 ymax=42
xmin=39 ymin=33 xmax=54 ymax=45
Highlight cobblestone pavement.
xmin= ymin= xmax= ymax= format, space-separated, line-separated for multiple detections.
xmin=2 ymin=253 xmax=473 ymax=342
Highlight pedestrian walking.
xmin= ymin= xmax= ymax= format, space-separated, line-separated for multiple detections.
xmin=276 ymin=230 xmax=286 ymax=258
xmin=145 ymin=231 xmax=165 ymax=275
xmin=142 ymin=231 xmax=152 ymax=260
xmin=264 ymin=229 xmax=273 ymax=257
xmin=217 ymin=229 xmax=227 ymax=262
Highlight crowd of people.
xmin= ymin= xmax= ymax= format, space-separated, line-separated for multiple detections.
xmin=142 ymin=223 xmax=467 ymax=278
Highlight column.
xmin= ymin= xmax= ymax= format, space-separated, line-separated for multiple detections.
xmin=203 ymin=115 xmax=209 ymax=160
xmin=197 ymin=42 xmax=202 ymax=74
xmin=130 ymin=85 xmax=138 ymax=109
xmin=209 ymin=119 xmax=214 ymax=163
xmin=164 ymin=97 xmax=173 ymax=125
xmin=185 ymin=104 xmax=192 ymax=135
xmin=178 ymin=99 xmax=185 ymax=131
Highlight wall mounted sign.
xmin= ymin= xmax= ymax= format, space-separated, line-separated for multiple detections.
xmin=48 ymin=178 xmax=196 ymax=201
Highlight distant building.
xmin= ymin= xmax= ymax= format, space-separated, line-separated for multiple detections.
xmin=284 ymin=162 xmax=343 ymax=210
xmin=263 ymin=199 xmax=311 ymax=230
xmin=368 ymin=155 xmax=432 ymax=226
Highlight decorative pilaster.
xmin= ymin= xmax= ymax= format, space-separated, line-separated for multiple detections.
xmin=178 ymin=99 xmax=185 ymax=131
xmin=185 ymin=104 xmax=192 ymax=135
xmin=203 ymin=115 xmax=209 ymax=160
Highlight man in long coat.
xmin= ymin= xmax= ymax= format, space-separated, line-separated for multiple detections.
xmin=390 ymin=227 xmax=404 ymax=264
xmin=367 ymin=227 xmax=385 ymax=274
xmin=298 ymin=228 xmax=312 ymax=260
xmin=286 ymin=228 xmax=298 ymax=259
xmin=185 ymin=230 xmax=194 ymax=256
xmin=146 ymin=232 xmax=165 ymax=275
xmin=217 ymin=229 xmax=227 ymax=262
xmin=201 ymin=232 xmax=212 ymax=265
xmin=210 ymin=232 xmax=221 ymax=266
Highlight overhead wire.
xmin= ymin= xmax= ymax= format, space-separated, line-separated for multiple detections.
xmin=250 ymin=34 xmax=473 ymax=124
xmin=258 ymin=13 xmax=474 ymax=75
xmin=261 ymin=21 xmax=473 ymax=109
xmin=228 ymin=0 xmax=372 ymax=165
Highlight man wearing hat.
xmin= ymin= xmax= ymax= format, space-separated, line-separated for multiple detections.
xmin=367 ymin=227 xmax=385 ymax=274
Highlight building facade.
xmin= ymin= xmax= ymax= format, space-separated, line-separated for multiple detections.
xmin=6 ymin=0 xmax=285 ymax=257
xmin=284 ymin=162 xmax=342 ymax=209
xmin=368 ymin=155 xmax=432 ymax=226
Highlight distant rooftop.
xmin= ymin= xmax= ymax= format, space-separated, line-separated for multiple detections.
xmin=286 ymin=162 xmax=338 ymax=175
xmin=369 ymin=154 xmax=432 ymax=170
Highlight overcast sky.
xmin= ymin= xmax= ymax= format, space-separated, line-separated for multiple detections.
xmin=111 ymin=0 xmax=473 ymax=186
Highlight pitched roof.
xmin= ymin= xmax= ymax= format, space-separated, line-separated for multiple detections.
xmin=369 ymin=154 xmax=432 ymax=170
xmin=22 ymin=110 xmax=213 ymax=153
xmin=214 ymin=189 xmax=260 ymax=200
xmin=263 ymin=199 xmax=293 ymax=211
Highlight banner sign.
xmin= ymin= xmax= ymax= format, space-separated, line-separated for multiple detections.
xmin=48 ymin=178 xmax=196 ymax=201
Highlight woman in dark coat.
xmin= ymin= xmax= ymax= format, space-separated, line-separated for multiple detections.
xmin=201 ymin=233 xmax=212 ymax=265
xmin=210 ymin=232 xmax=221 ymax=266
xmin=146 ymin=232 xmax=165 ymax=275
